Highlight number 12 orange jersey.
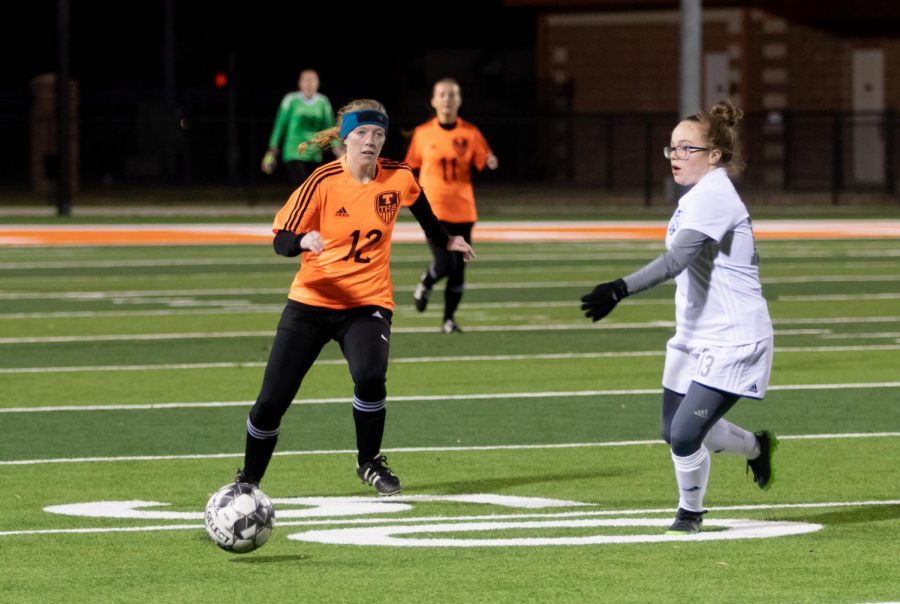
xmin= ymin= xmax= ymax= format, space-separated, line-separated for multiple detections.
xmin=404 ymin=118 xmax=492 ymax=223
xmin=272 ymin=156 xmax=420 ymax=310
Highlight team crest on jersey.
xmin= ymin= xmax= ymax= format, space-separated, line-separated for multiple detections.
xmin=668 ymin=209 xmax=682 ymax=235
xmin=453 ymin=138 xmax=469 ymax=155
xmin=375 ymin=191 xmax=400 ymax=225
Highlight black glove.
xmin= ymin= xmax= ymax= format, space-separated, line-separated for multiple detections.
xmin=580 ymin=278 xmax=628 ymax=322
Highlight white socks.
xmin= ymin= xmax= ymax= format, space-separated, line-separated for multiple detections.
xmin=672 ymin=445 xmax=710 ymax=512
xmin=673 ymin=422 xmax=760 ymax=513
xmin=704 ymin=419 xmax=760 ymax=458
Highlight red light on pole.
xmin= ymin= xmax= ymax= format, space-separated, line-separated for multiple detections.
xmin=214 ymin=72 xmax=228 ymax=88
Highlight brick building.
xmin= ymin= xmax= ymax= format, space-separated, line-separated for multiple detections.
xmin=511 ymin=0 xmax=900 ymax=196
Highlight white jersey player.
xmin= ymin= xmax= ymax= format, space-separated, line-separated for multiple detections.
xmin=580 ymin=99 xmax=777 ymax=534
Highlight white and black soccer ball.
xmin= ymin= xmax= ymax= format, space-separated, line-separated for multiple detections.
xmin=205 ymin=482 xmax=275 ymax=553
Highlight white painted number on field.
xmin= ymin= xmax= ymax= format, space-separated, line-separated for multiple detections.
xmin=44 ymin=494 xmax=585 ymax=521
xmin=36 ymin=493 xmax=826 ymax=546
xmin=289 ymin=518 xmax=821 ymax=547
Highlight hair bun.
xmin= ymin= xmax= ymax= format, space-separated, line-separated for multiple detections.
xmin=710 ymin=99 xmax=744 ymax=128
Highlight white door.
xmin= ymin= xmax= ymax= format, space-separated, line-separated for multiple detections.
xmin=852 ymin=49 xmax=885 ymax=184
xmin=704 ymin=52 xmax=730 ymax=108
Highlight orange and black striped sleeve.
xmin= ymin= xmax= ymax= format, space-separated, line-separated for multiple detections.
xmin=273 ymin=161 xmax=342 ymax=233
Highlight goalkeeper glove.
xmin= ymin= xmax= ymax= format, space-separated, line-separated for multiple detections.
xmin=580 ymin=278 xmax=628 ymax=322
xmin=261 ymin=149 xmax=278 ymax=174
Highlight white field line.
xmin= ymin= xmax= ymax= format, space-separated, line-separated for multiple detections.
xmin=2 ymin=253 xmax=898 ymax=270
xmin=763 ymin=274 xmax=900 ymax=284
xmin=2 ymin=381 xmax=899 ymax=415
xmin=2 ymin=304 xmax=900 ymax=324
xmin=4 ymin=326 xmax=890 ymax=345
xmin=2 ymin=499 xmax=899 ymax=537
xmin=2 ymin=344 xmax=899 ymax=375
xmin=2 ymin=276 xmax=900 ymax=301
xmin=0 ymin=253 xmax=690 ymax=269
xmin=1 ymin=323 xmax=680 ymax=344
xmin=3 ymin=219 xmax=900 ymax=239
xmin=821 ymin=332 xmax=900 ymax=340
xmin=3 ymin=269 xmax=899 ymax=292
xmin=1 ymin=432 xmax=898 ymax=467
xmin=779 ymin=293 xmax=900 ymax=301
xmin=0 ymin=323 xmax=681 ymax=345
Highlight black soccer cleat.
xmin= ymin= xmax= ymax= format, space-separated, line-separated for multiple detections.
xmin=747 ymin=430 xmax=778 ymax=490
xmin=441 ymin=319 xmax=463 ymax=334
xmin=413 ymin=273 xmax=432 ymax=313
xmin=357 ymin=455 xmax=402 ymax=496
xmin=665 ymin=508 xmax=706 ymax=535
xmin=234 ymin=468 xmax=259 ymax=487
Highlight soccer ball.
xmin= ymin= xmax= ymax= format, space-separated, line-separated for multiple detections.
xmin=205 ymin=482 xmax=275 ymax=553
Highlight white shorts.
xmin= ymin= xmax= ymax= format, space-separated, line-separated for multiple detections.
xmin=662 ymin=335 xmax=774 ymax=399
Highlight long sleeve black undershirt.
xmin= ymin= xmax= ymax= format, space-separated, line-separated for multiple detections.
xmin=407 ymin=191 xmax=449 ymax=249
xmin=273 ymin=230 xmax=304 ymax=257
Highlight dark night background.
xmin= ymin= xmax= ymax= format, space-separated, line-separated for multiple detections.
xmin=4 ymin=2 xmax=538 ymax=180
xmin=12 ymin=2 xmax=535 ymax=91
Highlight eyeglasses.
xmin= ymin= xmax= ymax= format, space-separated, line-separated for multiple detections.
xmin=663 ymin=145 xmax=710 ymax=160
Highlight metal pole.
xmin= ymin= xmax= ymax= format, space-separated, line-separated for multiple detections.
xmin=644 ymin=118 xmax=653 ymax=206
xmin=56 ymin=0 xmax=71 ymax=216
xmin=164 ymin=0 xmax=177 ymax=182
xmin=680 ymin=0 xmax=702 ymax=120
xmin=832 ymin=112 xmax=843 ymax=205
xmin=672 ymin=0 xmax=703 ymax=201
xmin=885 ymin=109 xmax=896 ymax=196
xmin=227 ymin=50 xmax=238 ymax=183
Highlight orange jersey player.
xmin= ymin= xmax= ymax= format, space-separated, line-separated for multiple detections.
xmin=231 ymin=99 xmax=474 ymax=497
xmin=406 ymin=78 xmax=498 ymax=333
xmin=273 ymin=156 xmax=420 ymax=310
xmin=405 ymin=116 xmax=492 ymax=223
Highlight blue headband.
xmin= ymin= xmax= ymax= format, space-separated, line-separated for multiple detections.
xmin=339 ymin=110 xmax=389 ymax=140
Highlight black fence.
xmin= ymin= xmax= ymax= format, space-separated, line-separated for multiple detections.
xmin=5 ymin=101 xmax=899 ymax=204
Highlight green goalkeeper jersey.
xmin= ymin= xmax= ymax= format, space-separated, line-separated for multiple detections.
xmin=267 ymin=92 xmax=335 ymax=162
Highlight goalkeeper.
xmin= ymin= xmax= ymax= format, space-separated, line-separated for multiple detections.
xmin=261 ymin=69 xmax=340 ymax=187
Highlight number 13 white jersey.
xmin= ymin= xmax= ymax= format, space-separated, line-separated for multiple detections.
xmin=665 ymin=168 xmax=773 ymax=346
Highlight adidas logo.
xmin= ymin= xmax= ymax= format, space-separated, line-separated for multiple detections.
xmin=335 ymin=207 xmax=350 ymax=217
xmin=693 ymin=408 xmax=708 ymax=419
xmin=748 ymin=383 xmax=758 ymax=393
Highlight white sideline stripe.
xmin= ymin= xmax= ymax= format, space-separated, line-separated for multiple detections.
xmin=2 ymin=499 xmax=899 ymax=537
xmin=3 ymin=279 xmax=900 ymax=301
xmin=764 ymin=274 xmax=900 ymax=284
xmin=3 ymin=248 xmax=899 ymax=269
xmin=0 ymin=283 xmax=600 ymax=300
xmin=2 ymin=343 xmax=899 ymax=375
xmin=821 ymin=331 xmax=900 ymax=340
xmin=0 ymin=331 xmax=274 ymax=344
xmin=0 ymin=252 xmax=718 ymax=269
xmin=0 ymin=323 xmax=679 ymax=344
xmin=11 ymin=325 xmax=898 ymax=344
xmin=780 ymin=293 xmax=900 ymax=302
xmin=3 ymin=381 xmax=900 ymax=414
xmin=1 ymin=432 xmax=898 ymax=467
xmin=3 ymin=308 xmax=900 ymax=326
